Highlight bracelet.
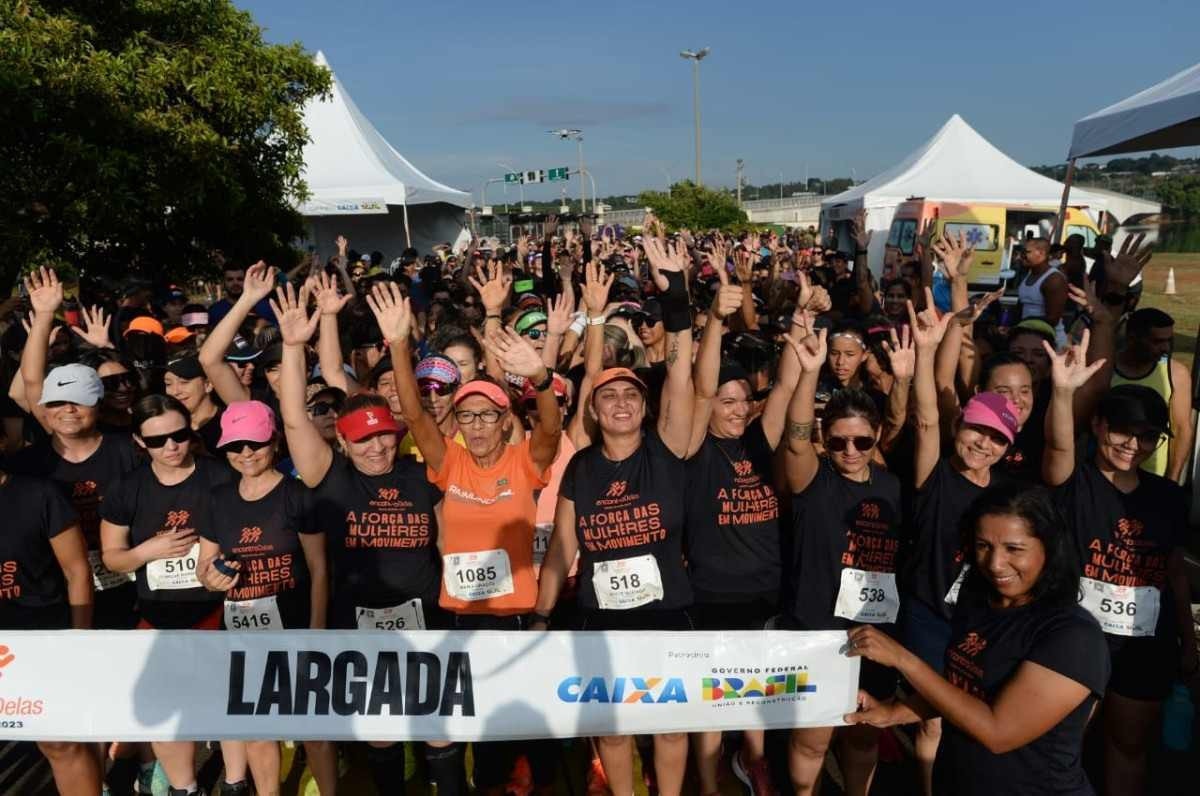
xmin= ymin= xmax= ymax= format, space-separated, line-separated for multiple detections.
xmin=486 ymin=313 xmax=502 ymax=321
xmin=586 ymin=315 xmax=606 ymax=326
xmin=532 ymin=368 xmax=555 ymax=392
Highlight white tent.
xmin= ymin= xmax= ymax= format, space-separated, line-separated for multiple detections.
xmin=298 ymin=51 xmax=470 ymax=258
xmin=820 ymin=114 xmax=1108 ymax=272
xmin=1069 ymin=61 xmax=1200 ymax=159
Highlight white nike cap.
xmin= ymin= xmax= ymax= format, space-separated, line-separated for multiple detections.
xmin=39 ymin=364 xmax=104 ymax=407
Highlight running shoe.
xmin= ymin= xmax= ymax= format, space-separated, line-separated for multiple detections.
xmin=219 ymin=780 xmax=251 ymax=796
xmin=731 ymin=748 xmax=778 ymax=796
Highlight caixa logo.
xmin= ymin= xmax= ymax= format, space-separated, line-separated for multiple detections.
xmin=558 ymin=676 xmax=687 ymax=704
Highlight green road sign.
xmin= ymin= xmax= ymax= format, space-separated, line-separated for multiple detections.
xmin=547 ymin=167 xmax=569 ymax=182
xmin=504 ymin=173 xmax=521 ymax=184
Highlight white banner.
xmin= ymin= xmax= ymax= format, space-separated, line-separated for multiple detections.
xmin=0 ymin=630 xmax=858 ymax=742
xmin=298 ymin=197 xmax=390 ymax=216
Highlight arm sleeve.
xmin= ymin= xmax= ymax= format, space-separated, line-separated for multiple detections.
xmin=1026 ymin=610 xmax=1111 ymax=697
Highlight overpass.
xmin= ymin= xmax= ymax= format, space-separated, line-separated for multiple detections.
xmin=1072 ymin=185 xmax=1162 ymax=224
xmin=597 ymin=194 xmax=825 ymax=229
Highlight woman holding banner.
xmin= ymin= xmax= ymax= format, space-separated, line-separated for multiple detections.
xmin=534 ymin=236 xmax=696 ymax=796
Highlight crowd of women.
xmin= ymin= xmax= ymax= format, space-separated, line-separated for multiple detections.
xmin=0 ymin=213 xmax=1195 ymax=796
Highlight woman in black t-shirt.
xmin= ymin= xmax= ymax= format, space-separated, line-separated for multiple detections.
xmin=781 ymin=323 xmax=903 ymax=796
xmin=272 ymin=282 xmax=462 ymax=796
xmin=846 ymin=485 xmax=1109 ymax=796
xmin=99 ymin=395 xmax=230 ymax=796
xmin=0 ymin=466 xmax=99 ymax=795
xmin=1043 ymin=340 xmax=1199 ymax=796
xmin=535 ymin=241 xmax=697 ymax=796
xmin=163 ymin=353 xmax=225 ymax=458
xmin=197 ymin=399 xmax=334 ymax=796
xmin=683 ymin=263 xmax=792 ymax=795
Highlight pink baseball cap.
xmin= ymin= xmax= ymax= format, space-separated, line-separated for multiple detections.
xmin=453 ymin=379 xmax=511 ymax=410
xmin=962 ymin=392 xmax=1019 ymax=444
xmin=217 ymin=400 xmax=277 ymax=449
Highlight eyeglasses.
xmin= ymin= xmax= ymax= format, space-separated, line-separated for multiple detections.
xmin=418 ymin=380 xmax=457 ymax=397
xmin=101 ymin=373 xmax=137 ymax=390
xmin=521 ymin=328 xmax=547 ymax=341
xmin=220 ymin=438 xmax=273 ymax=454
xmin=825 ymin=435 xmax=876 ymax=453
xmin=455 ymin=409 xmax=503 ymax=426
xmin=139 ymin=428 xmax=193 ymax=449
xmin=1104 ymin=428 xmax=1165 ymax=451
xmin=307 ymin=401 xmax=337 ymax=417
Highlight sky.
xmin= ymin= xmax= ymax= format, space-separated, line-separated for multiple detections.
xmin=240 ymin=0 xmax=1200 ymax=204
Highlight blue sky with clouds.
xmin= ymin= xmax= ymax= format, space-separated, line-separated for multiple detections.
xmin=240 ymin=0 xmax=1199 ymax=202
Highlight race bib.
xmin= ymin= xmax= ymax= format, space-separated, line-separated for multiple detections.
xmin=88 ymin=550 xmax=134 ymax=592
xmin=944 ymin=564 xmax=969 ymax=606
xmin=356 ymin=599 xmax=425 ymax=631
xmin=224 ymin=596 xmax=283 ymax=631
xmin=443 ymin=549 xmax=515 ymax=602
xmin=145 ymin=543 xmax=200 ymax=591
xmin=1078 ymin=578 xmax=1160 ymax=638
xmin=532 ymin=523 xmax=553 ymax=567
xmin=592 ymin=554 xmax=664 ymax=610
xmin=834 ymin=567 xmax=899 ymax=624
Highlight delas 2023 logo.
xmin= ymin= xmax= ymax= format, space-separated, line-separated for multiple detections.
xmin=557 ymin=668 xmax=817 ymax=705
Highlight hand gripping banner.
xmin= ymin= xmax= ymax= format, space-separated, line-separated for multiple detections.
xmin=0 ymin=629 xmax=859 ymax=741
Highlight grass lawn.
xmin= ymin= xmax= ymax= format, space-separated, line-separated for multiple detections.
xmin=1137 ymin=252 xmax=1200 ymax=362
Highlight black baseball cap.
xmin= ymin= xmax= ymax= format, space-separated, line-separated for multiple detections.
xmin=1097 ymin=385 xmax=1170 ymax=435
xmin=225 ymin=335 xmax=261 ymax=363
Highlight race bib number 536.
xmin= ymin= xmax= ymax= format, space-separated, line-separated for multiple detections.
xmin=1078 ymin=577 xmax=1159 ymax=637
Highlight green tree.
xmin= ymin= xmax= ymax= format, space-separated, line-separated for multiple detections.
xmin=0 ymin=0 xmax=331 ymax=289
xmin=637 ymin=180 xmax=747 ymax=230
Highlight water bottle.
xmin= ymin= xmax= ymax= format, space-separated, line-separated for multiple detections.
xmin=1162 ymin=682 xmax=1194 ymax=752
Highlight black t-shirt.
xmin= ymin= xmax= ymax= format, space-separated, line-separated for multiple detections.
xmin=0 ymin=474 xmax=78 ymax=617
xmin=1057 ymin=461 xmax=1187 ymax=650
xmin=787 ymin=459 xmax=902 ymax=630
xmin=313 ymin=453 xmax=442 ymax=606
xmin=101 ymin=457 xmax=231 ymax=626
xmin=905 ymin=458 xmax=1006 ymax=620
xmin=829 ymin=275 xmax=856 ymax=315
xmin=203 ymin=477 xmax=318 ymax=624
xmin=1000 ymin=383 xmax=1049 ymax=484
xmin=194 ymin=408 xmax=226 ymax=460
xmin=935 ymin=588 xmax=1108 ymax=795
xmin=561 ymin=429 xmax=692 ymax=611
xmin=4 ymin=433 xmax=140 ymax=550
xmin=684 ymin=422 xmax=781 ymax=601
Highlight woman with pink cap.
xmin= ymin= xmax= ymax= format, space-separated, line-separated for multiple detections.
xmin=899 ymin=289 xmax=1020 ymax=796
xmin=197 ymin=399 xmax=335 ymax=796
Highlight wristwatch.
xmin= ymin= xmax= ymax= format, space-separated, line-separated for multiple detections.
xmin=532 ymin=368 xmax=555 ymax=392
xmin=525 ymin=611 xmax=552 ymax=628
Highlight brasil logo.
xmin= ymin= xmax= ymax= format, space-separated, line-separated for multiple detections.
xmin=702 ymin=672 xmax=816 ymax=701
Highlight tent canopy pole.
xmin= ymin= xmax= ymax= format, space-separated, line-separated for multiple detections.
xmin=1053 ymin=158 xmax=1076 ymax=243
xmin=402 ymin=201 xmax=412 ymax=248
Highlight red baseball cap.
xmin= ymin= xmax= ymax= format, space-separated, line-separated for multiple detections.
xmin=453 ymin=379 xmax=511 ymax=409
xmin=335 ymin=406 xmax=401 ymax=442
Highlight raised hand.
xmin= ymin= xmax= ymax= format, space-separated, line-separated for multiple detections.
xmin=365 ymin=282 xmax=413 ymax=344
xmin=782 ymin=328 xmax=828 ymax=374
xmin=1103 ymin=232 xmax=1152 ymax=290
xmin=269 ymin=282 xmax=320 ymax=346
xmin=545 ymin=289 xmax=576 ymax=336
xmin=468 ymin=261 xmax=513 ymax=313
xmin=710 ymin=260 xmax=741 ymax=320
xmin=1044 ymin=329 xmax=1105 ymax=392
xmin=884 ymin=324 xmax=915 ymax=381
xmin=544 ymin=214 xmax=559 ymax=240
xmin=336 ymin=235 xmax=348 ymax=255
xmin=582 ymin=259 xmax=614 ymax=316
xmin=708 ymin=234 xmax=730 ymax=274
xmin=516 ymin=232 xmax=531 ymax=264
xmin=70 ymin=304 xmax=114 ymax=348
xmin=906 ymin=288 xmax=952 ymax=350
xmin=1067 ymin=280 xmax=1112 ymax=325
xmin=24 ymin=266 xmax=63 ymax=317
xmin=484 ymin=325 xmax=548 ymax=379
xmin=931 ymin=230 xmax=975 ymax=280
xmin=313 ymin=270 xmax=352 ymax=316
xmin=242 ymin=261 xmax=279 ymax=303
xmin=851 ymin=209 xmax=872 ymax=252
xmin=916 ymin=218 xmax=936 ymax=259
xmin=643 ymin=235 xmax=687 ymax=292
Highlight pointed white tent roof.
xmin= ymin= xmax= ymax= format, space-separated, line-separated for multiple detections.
xmin=822 ymin=114 xmax=1107 ymax=211
xmin=298 ymin=51 xmax=470 ymax=214
xmin=1069 ymin=60 xmax=1200 ymax=158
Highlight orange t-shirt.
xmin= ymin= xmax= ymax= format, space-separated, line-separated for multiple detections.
xmin=429 ymin=438 xmax=550 ymax=615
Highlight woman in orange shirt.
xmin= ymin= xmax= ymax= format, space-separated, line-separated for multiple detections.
xmin=366 ymin=281 xmax=563 ymax=796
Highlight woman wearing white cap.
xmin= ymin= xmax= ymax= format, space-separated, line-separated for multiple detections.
xmin=197 ymin=400 xmax=335 ymax=796
xmin=534 ymin=236 xmax=697 ymax=796
xmin=271 ymin=282 xmax=462 ymax=796
xmin=365 ymin=279 xmax=564 ymax=796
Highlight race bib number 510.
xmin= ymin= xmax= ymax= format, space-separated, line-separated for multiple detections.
xmin=146 ymin=543 xmax=200 ymax=591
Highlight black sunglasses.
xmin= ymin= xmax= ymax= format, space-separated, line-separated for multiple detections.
xmin=308 ymin=401 xmax=337 ymax=417
xmin=140 ymin=428 xmax=193 ymax=449
xmin=220 ymin=438 xmax=273 ymax=454
xmin=825 ymin=435 xmax=876 ymax=453
xmin=521 ymin=328 xmax=547 ymax=341
xmin=101 ymin=373 xmax=137 ymax=389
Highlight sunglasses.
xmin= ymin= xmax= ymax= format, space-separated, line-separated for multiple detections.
xmin=220 ymin=438 xmax=273 ymax=454
xmin=308 ymin=401 xmax=337 ymax=417
xmin=101 ymin=373 xmax=137 ymax=390
xmin=419 ymin=380 xmax=457 ymax=397
xmin=825 ymin=435 xmax=876 ymax=453
xmin=140 ymin=428 xmax=193 ymax=449
xmin=521 ymin=328 xmax=547 ymax=341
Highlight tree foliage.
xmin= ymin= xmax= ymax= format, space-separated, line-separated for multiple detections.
xmin=637 ymin=181 xmax=748 ymax=230
xmin=0 ymin=0 xmax=332 ymax=289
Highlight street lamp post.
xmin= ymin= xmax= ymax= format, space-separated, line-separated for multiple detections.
xmin=679 ymin=48 xmax=710 ymax=186
xmin=548 ymin=129 xmax=586 ymax=213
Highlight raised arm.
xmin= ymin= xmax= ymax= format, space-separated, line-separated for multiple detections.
xmin=760 ymin=300 xmax=808 ymax=449
xmin=688 ymin=259 xmax=743 ymax=457
xmin=1042 ymin=330 xmax=1106 ymax=487
xmin=567 ymin=260 xmax=613 ymax=448
xmin=199 ymin=261 xmax=277 ymax=404
xmin=542 ymin=288 xmax=575 ymax=371
xmin=850 ymin=210 xmax=874 ymax=315
xmin=468 ymin=261 xmax=512 ymax=382
xmin=311 ymin=271 xmax=355 ymax=395
xmin=366 ymin=282 xmax=447 ymax=472
xmin=781 ymin=326 xmax=828 ymax=493
xmin=333 ymin=235 xmax=356 ymax=296
xmin=484 ymin=326 xmax=562 ymax=471
xmin=910 ymin=289 xmax=954 ymax=488
xmin=881 ymin=325 xmax=916 ymax=456
xmin=644 ymin=236 xmax=695 ymax=457
xmin=19 ymin=267 xmax=64 ymax=426
xmin=1167 ymin=359 xmax=1193 ymax=483
xmin=270 ymin=282 xmax=332 ymax=488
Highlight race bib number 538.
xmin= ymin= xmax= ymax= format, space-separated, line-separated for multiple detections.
xmin=834 ymin=567 xmax=899 ymax=624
